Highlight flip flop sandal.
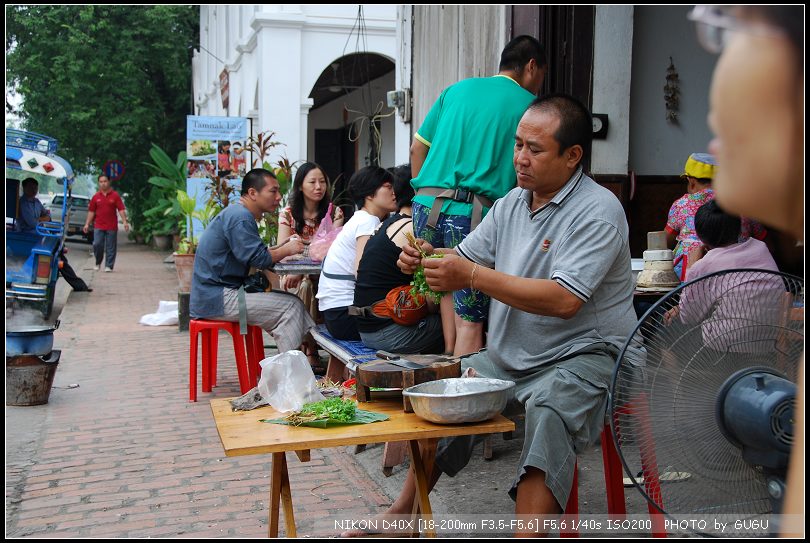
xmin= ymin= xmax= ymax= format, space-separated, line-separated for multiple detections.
xmin=623 ymin=469 xmax=691 ymax=487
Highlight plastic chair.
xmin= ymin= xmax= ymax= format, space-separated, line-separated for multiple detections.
xmin=189 ymin=319 xmax=264 ymax=402
xmin=561 ymin=425 xmax=667 ymax=537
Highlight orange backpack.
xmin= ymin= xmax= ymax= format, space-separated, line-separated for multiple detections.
xmin=370 ymin=285 xmax=429 ymax=326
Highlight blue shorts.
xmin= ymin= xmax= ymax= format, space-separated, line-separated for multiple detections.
xmin=412 ymin=202 xmax=489 ymax=323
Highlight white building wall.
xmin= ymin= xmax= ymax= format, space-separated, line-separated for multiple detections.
xmin=193 ymin=5 xmax=397 ymax=168
xmin=629 ymin=5 xmax=717 ymax=175
xmin=591 ymin=5 xmax=634 ymax=175
xmin=393 ymin=5 xmax=412 ymax=165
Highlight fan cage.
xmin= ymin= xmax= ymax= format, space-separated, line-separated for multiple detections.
xmin=610 ymin=269 xmax=803 ymax=535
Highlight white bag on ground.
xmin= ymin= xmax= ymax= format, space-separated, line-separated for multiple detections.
xmin=257 ymin=350 xmax=324 ymax=413
xmin=139 ymin=300 xmax=179 ymax=326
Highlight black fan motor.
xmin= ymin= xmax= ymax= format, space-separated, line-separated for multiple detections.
xmin=716 ymin=367 xmax=795 ymax=470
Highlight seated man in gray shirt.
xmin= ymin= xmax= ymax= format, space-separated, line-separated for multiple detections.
xmin=190 ymin=168 xmax=315 ymax=356
xmin=359 ymin=94 xmax=638 ymax=536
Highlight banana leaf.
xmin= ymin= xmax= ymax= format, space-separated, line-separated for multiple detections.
xmin=260 ymin=408 xmax=389 ymax=428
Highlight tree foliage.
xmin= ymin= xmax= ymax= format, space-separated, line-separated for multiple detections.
xmin=6 ymin=5 xmax=199 ymax=230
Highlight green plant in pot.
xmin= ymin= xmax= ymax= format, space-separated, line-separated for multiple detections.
xmin=173 ymin=190 xmax=222 ymax=293
xmin=143 ymin=144 xmax=187 ymax=249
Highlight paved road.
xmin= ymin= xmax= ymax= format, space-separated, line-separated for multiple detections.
xmin=6 ymin=233 xmax=655 ymax=538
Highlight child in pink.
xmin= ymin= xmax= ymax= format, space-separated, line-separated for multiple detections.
xmin=665 ymin=153 xmax=766 ymax=279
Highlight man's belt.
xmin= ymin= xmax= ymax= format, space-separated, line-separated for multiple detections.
xmin=415 ymin=187 xmax=494 ymax=230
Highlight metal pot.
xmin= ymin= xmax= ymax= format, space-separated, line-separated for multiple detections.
xmin=6 ymin=321 xmax=59 ymax=356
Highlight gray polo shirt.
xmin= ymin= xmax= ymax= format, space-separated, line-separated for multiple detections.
xmin=190 ymin=202 xmax=274 ymax=319
xmin=456 ymin=168 xmax=637 ymax=372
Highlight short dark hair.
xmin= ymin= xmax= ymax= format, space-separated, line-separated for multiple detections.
xmin=526 ymin=93 xmax=593 ymax=163
xmin=499 ymin=35 xmax=547 ymax=72
xmin=387 ymin=164 xmax=414 ymax=210
xmin=97 ymin=174 xmax=109 ymax=182
xmin=241 ymin=168 xmax=276 ymax=196
xmin=348 ymin=166 xmax=393 ymax=209
xmin=695 ymin=200 xmax=741 ymax=249
xmin=22 ymin=177 xmax=38 ymax=189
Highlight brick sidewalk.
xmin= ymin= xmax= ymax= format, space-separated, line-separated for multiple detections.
xmin=5 ymin=237 xmax=392 ymax=537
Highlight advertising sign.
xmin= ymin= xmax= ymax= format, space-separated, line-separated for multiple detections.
xmin=185 ymin=115 xmax=248 ymax=238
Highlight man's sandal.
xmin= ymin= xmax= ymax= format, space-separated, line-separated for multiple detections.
xmin=623 ymin=469 xmax=691 ymax=487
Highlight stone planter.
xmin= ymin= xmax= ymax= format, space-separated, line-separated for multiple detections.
xmin=152 ymin=234 xmax=172 ymax=251
xmin=174 ymin=253 xmax=195 ymax=294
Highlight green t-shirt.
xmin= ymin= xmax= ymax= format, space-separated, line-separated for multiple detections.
xmin=412 ymin=75 xmax=536 ymax=217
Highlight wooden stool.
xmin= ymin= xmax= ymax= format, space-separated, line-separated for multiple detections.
xmin=188 ymin=319 xmax=264 ymax=401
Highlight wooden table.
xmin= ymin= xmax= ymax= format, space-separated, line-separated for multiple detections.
xmin=210 ymin=397 xmax=515 ymax=537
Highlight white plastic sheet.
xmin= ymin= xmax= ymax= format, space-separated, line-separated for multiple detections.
xmin=139 ymin=300 xmax=179 ymax=326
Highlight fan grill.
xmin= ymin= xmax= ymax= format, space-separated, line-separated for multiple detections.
xmin=611 ymin=269 xmax=803 ymax=532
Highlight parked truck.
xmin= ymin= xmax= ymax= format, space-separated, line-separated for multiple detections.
xmin=6 ymin=129 xmax=75 ymax=318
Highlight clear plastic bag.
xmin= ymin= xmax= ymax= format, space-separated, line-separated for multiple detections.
xmin=257 ymin=350 xmax=324 ymax=413
xmin=309 ymin=203 xmax=342 ymax=262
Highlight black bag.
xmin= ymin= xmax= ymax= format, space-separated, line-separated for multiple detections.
xmin=243 ymin=271 xmax=270 ymax=293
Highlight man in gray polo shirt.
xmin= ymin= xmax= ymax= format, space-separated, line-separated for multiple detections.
xmin=366 ymin=94 xmax=637 ymax=535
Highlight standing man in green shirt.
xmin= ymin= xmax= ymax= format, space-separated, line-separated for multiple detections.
xmin=410 ymin=35 xmax=547 ymax=356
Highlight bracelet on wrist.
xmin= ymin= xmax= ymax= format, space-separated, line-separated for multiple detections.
xmin=470 ymin=263 xmax=479 ymax=291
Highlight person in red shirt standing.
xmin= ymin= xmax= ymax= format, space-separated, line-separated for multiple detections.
xmin=83 ymin=174 xmax=129 ymax=272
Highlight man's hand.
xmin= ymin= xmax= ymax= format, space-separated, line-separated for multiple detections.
xmin=397 ymin=239 xmax=434 ymax=274
xmin=82 ymin=224 xmax=90 ymax=234
xmin=123 ymin=221 xmax=130 ymax=233
xmin=423 ymin=254 xmax=474 ymax=292
xmin=283 ymin=235 xmax=305 ymax=258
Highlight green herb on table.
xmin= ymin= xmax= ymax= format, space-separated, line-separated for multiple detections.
xmin=260 ymin=398 xmax=389 ymax=428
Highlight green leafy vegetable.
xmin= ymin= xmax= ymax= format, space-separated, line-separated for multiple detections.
xmin=260 ymin=398 xmax=389 ymax=427
xmin=300 ymin=397 xmax=356 ymax=422
xmin=405 ymin=232 xmax=446 ymax=303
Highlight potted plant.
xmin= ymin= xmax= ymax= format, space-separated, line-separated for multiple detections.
xmin=174 ymin=190 xmax=221 ymax=293
xmin=143 ymin=144 xmax=187 ymax=250
xmin=174 ymin=189 xmax=198 ymax=293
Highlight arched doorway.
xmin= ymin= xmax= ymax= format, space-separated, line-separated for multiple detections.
xmin=307 ymin=53 xmax=395 ymax=218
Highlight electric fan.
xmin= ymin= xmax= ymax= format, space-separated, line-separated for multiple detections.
xmin=610 ymin=269 xmax=804 ymax=536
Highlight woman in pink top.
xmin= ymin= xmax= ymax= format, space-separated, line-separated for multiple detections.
xmin=677 ymin=200 xmax=780 ymax=352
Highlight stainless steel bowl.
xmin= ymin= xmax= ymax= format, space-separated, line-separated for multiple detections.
xmin=403 ymin=378 xmax=515 ymax=424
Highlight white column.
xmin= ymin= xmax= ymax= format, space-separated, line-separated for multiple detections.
xmin=393 ymin=5 xmax=413 ymax=165
xmin=591 ymin=6 xmax=634 ymax=175
xmin=254 ymin=12 xmax=306 ymax=164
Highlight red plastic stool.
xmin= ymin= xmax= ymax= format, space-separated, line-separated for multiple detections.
xmin=189 ymin=319 xmax=265 ymax=402
xmin=560 ymin=425 xmax=667 ymax=537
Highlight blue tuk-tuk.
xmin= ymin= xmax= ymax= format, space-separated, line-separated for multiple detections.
xmin=6 ymin=129 xmax=75 ymax=318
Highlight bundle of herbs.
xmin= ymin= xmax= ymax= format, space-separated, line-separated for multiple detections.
xmin=405 ymin=232 xmax=446 ymax=303
xmin=261 ymin=397 xmax=388 ymax=428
